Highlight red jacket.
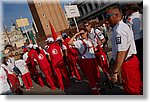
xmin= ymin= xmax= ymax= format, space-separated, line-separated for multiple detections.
xmin=27 ymin=49 xmax=36 ymax=66
xmin=34 ymin=50 xmax=50 ymax=70
xmin=63 ymin=38 xmax=78 ymax=60
xmin=47 ymin=43 xmax=64 ymax=67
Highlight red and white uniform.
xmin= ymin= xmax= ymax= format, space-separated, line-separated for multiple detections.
xmin=23 ymin=52 xmax=28 ymax=63
xmin=34 ymin=50 xmax=56 ymax=90
xmin=15 ymin=59 xmax=33 ymax=90
xmin=1 ymin=63 xmax=20 ymax=92
xmin=47 ymin=43 xmax=70 ymax=90
xmin=0 ymin=66 xmax=11 ymax=94
xmin=112 ymin=20 xmax=142 ymax=94
xmin=73 ymin=39 xmax=100 ymax=95
xmin=28 ymin=49 xmax=44 ymax=87
xmin=88 ymin=28 xmax=109 ymax=75
xmin=63 ymin=38 xmax=81 ymax=80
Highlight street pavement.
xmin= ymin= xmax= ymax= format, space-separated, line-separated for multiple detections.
xmin=21 ymin=68 xmax=125 ymax=95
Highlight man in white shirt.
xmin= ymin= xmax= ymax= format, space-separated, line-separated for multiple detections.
xmin=106 ymin=6 xmax=142 ymax=95
xmin=83 ymin=21 xmax=110 ymax=84
xmin=125 ymin=4 xmax=143 ymax=73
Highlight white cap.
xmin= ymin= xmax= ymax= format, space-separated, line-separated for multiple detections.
xmin=56 ymin=37 xmax=62 ymax=42
xmin=33 ymin=44 xmax=38 ymax=49
xmin=46 ymin=37 xmax=54 ymax=43
xmin=62 ymin=33 xmax=67 ymax=38
xmin=28 ymin=44 xmax=33 ymax=48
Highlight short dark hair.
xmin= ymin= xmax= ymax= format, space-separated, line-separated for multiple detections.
xmin=83 ymin=21 xmax=91 ymax=26
xmin=79 ymin=27 xmax=88 ymax=32
xmin=125 ymin=3 xmax=140 ymax=12
xmin=106 ymin=6 xmax=122 ymax=16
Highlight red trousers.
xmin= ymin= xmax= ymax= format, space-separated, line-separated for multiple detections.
xmin=77 ymin=59 xmax=99 ymax=88
xmin=53 ymin=61 xmax=70 ymax=90
xmin=95 ymin=48 xmax=109 ymax=73
xmin=121 ymin=55 xmax=143 ymax=95
xmin=68 ymin=59 xmax=81 ymax=80
xmin=30 ymin=62 xmax=44 ymax=87
xmin=7 ymin=74 xmax=20 ymax=92
xmin=42 ymin=67 xmax=56 ymax=90
xmin=22 ymin=72 xmax=33 ymax=90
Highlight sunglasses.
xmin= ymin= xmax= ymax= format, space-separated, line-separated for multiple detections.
xmin=106 ymin=13 xmax=114 ymax=19
xmin=80 ymin=33 xmax=85 ymax=35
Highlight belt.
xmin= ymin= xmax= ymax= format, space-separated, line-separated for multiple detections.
xmin=124 ymin=54 xmax=135 ymax=62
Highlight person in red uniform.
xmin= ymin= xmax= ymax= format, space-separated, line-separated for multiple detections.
xmin=15 ymin=55 xmax=33 ymax=91
xmin=106 ymin=6 xmax=142 ymax=94
xmin=46 ymin=37 xmax=70 ymax=90
xmin=27 ymin=44 xmax=44 ymax=87
xmin=1 ymin=57 xmax=20 ymax=93
xmin=62 ymin=33 xmax=81 ymax=81
xmin=83 ymin=21 xmax=110 ymax=83
xmin=33 ymin=44 xmax=56 ymax=90
xmin=68 ymin=28 xmax=100 ymax=95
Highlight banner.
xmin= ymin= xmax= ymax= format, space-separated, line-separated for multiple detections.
xmin=65 ymin=5 xmax=80 ymax=18
xmin=49 ymin=20 xmax=57 ymax=40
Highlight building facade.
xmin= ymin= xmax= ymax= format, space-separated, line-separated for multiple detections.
xmin=68 ymin=0 xmax=117 ymax=26
xmin=28 ymin=0 xmax=69 ymax=39
xmin=0 ymin=24 xmax=26 ymax=51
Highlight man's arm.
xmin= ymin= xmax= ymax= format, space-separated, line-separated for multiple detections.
xmin=112 ymin=51 xmax=126 ymax=81
xmin=68 ymin=32 xmax=81 ymax=45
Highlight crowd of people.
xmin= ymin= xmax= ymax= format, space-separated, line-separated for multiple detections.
xmin=0 ymin=3 xmax=143 ymax=95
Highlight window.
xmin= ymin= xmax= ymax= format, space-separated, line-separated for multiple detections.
xmin=42 ymin=13 xmax=45 ymax=17
xmin=38 ymin=2 xmax=41 ymax=6
xmin=46 ymin=24 xmax=49 ymax=28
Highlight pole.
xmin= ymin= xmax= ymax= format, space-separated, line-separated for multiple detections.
xmin=31 ymin=22 xmax=37 ymax=45
xmin=73 ymin=17 xmax=79 ymax=32
xmin=20 ymin=17 xmax=30 ymax=43
xmin=32 ymin=19 xmax=38 ymax=45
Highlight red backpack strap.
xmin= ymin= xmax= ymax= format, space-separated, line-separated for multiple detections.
xmin=78 ymin=40 xmax=87 ymax=58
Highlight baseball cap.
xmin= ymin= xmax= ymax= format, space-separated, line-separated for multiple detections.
xmin=46 ymin=37 xmax=54 ymax=43
xmin=27 ymin=44 xmax=33 ymax=48
xmin=33 ymin=44 xmax=38 ymax=49
xmin=56 ymin=37 xmax=62 ymax=42
xmin=62 ymin=33 xmax=67 ymax=38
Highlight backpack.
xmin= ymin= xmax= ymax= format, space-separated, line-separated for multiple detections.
xmin=94 ymin=28 xmax=109 ymax=44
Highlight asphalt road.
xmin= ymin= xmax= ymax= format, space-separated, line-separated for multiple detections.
xmin=21 ymin=68 xmax=125 ymax=95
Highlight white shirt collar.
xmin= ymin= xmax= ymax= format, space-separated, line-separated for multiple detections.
xmin=113 ymin=20 xmax=123 ymax=31
xmin=90 ymin=28 xmax=94 ymax=34
xmin=131 ymin=11 xmax=140 ymax=16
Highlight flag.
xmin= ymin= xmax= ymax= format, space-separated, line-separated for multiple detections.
xmin=49 ymin=20 xmax=57 ymax=40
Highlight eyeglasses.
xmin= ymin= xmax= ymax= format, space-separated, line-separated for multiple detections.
xmin=106 ymin=13 xmax=114 ymax=19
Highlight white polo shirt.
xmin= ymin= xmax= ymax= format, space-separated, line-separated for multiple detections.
xmin=127 ymin=11 xmax=143 ymax=40
xmin=23 ymin=52 xmax=28 ymax=62
xmin=73 ymin=39 xmax=95 ymax=59
xmin=0 ymin=66 xmax=11 ymax=94
xmin=88 ymin=28 xmax=105 ymax=47
xmin=1 ymin=64 xmax=13 ymax=74
xmin=15 ymin=59 xmax=29 ymax=75
xmin=111 ymin=20 xmax=137 ymax=60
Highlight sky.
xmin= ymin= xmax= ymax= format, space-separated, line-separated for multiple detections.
xmin=1 ymin=0 xmax=75 ymax=31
